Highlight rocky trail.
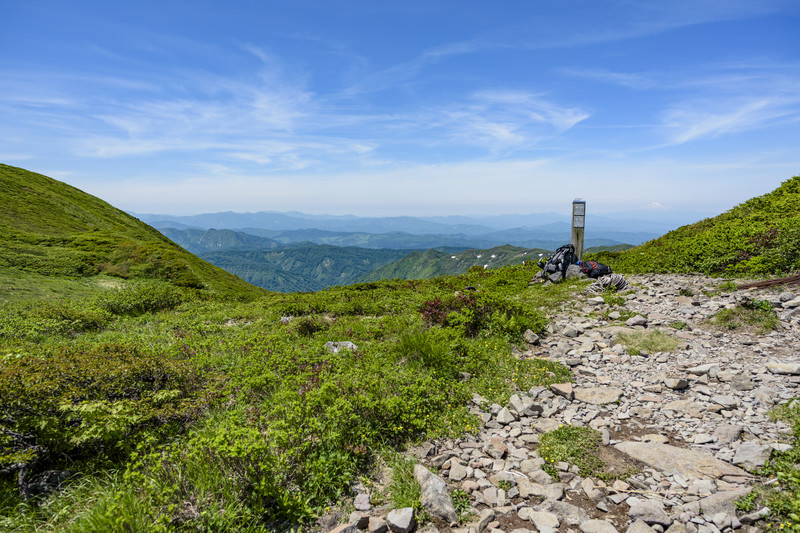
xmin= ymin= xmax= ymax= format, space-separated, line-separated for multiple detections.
xmin=325 ymin=274 xmax=800 ymax=533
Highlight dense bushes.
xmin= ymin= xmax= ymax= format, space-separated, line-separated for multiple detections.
xmin=0 ymin=343 xmax=218 ymax=479
xmin=94 ymin=281 xmax=184 ymax=316
xmin=0 ymin=282 xmax=185 ymax=340
xmin=0 ymin=262 xmax=575 ymax=530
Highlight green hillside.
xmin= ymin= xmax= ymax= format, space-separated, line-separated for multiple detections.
xmin=360 ymin=244 xmax=550 ymax=281
xmin=201 ymin=245 xmax=409 ymax=292
xmin=0 ymin=164 xmax=262 ymax=301
xmin=588 ymin=175 xmax=800 ymax=276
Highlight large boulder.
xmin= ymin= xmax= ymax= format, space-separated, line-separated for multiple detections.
xmin=413 ymin=464 xmax=458 ymax=524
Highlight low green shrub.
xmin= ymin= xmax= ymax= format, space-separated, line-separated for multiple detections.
xmin=93 ymin=282 xmax=184 ymax=316
xmin=419 ymin=290 xmax=546 ymax=341
xmin=707 ymin=299 xmax=779 ymax=334
xmin=615 ymin=329 xmax=681 ymax=355
xmin=0 ymin=343 xmax=218 ymax=476
xmin=0 ymin=301 xmax=109 ymax=339
xmin=539 ymin=425 xmax=604 ymax=478
xmin=744 ymin=399 xmax=800 ymax=530
xmin=0 ymin=261 xmax=575 ymax=529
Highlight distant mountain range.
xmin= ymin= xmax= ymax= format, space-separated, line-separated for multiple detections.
xmin=159 ymin=222 xmax=638 ymax=292
xmin=144 ymin=209 xmax=712 ymax=292
xmin=139 ymin=208 xmax=712 ymax=251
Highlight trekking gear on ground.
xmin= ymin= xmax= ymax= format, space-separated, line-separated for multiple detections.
xmin=539 ymin=244 xmax=577 ymax=281
xmin=580 ymin=260 xmax=613 ymax=279
xmin=586 ymin=273 xmax=630 ymax=293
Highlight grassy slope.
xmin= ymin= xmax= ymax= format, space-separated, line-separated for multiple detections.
xmin=360 ymin=244 xmax=550 ymax=282
xmin=588 ymin=175 xmax=800 ymax=276
xmin=0 ymin=164 xmax=263 ymax=301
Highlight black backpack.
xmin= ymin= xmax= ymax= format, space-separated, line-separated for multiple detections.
xmin=580 ymin=260 xmax=613 ymax=279
xmin=539 ymin=244 xmax=577 ymax=280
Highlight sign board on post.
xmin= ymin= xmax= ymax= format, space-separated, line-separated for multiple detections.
xmin=571 ymin=199 xmax=586 ymax=260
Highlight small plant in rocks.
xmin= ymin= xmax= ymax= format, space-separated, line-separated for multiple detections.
xmin=538 ymin=425 xmax=605 ymax=478
xmin=602 ymin=289 xmax=626 ymax=307
xmin=707 ymin=298 xmax=779 ymax=334
xmin=450 ymin=489 xmax=474 ymax=522
xmin=615 ymin=329 xmax=681 ymax=355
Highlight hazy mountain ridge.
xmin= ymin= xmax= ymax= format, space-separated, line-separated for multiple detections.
xmin=153 ymin=222 xmax=659 ymax=251
xmin=137 ymin=209 xmax=712 ymax=236
xmin=159 ymin=227 xmax=283 ymax=254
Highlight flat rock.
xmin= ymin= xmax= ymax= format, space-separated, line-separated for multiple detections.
xmin=496 ymin=407 xmax=516 ymax=424
xmin=626 ymin=520 xmax=657 ymax=533
xmin=354 ymin=492 xmax=371 ymax=511
xmin=475 ymin=508 xmax=495 ymax=532
xmin=614 ymin=442 xmax=748 ymax=480
xmin=628 ymin=498 xmax=672 ymax=527
xmin=676 ymin=487 xmax=752 ymax=517
xmin=368 ymin=516 xmax=388 ymax=533
xmin=580 ymin=519 xmax=620 ymax=533
xmin=662 ymin=399 xmax=704 ymax=416
xmin=767 ymin=362 xmax=800 ymax=375
xmin=574 ymin=386 xmax=623 ymax=405
xmin=732 ymin=442 xmax=772 ymax=470
xmin=544 ymin=500 xmax=590 ymax=526
xmin=626 ymin=315 xmax=648 ymax=327
xmin=324 ymin=341 xmax=358 ymax=354
xmin=449 ymin=461 xmax=469 ymax=481
xmin=551 ymin=383 xmax=574 ymax=400
xmin=664 ymin=377 xmax=689 ymax=390
xmin=484 ymin=436 xmax=508 ymax=459
xmin=529 ymin=511 xmax=560 ymax=533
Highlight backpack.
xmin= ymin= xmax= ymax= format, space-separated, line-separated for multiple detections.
xmin=539 ymin=244 xmax=577 ymax=281
xmin=580 ymin=260 xmax=613 ymax=279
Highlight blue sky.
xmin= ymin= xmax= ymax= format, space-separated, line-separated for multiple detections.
xmin=2 ymin=1 xmax=799 ymax=218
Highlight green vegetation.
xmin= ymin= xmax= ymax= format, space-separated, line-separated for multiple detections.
xmin=707 ymin=298 xmax=780 ymax=334
xmin=360 ymin=245 xmax=550 ymax=282
xmin=742 ymin=399 xmax=800 ymax=531
xmin=538 ymin=425 xmax=637 ymax=482
xmin=538 ymin=425 xmax=603 ymax=479
xmin=602 ymin=289 xmax=627 ymax=307
xmin=0 ymin=164 xmax=262 ymax=301
xmin=614 ymin=329 xmax=682 ymax=355
xmin=0 ymin=255 xmax=577 ymax=530
xmin=588 ymin=175 xmax=800 ymax=276
xmin=450 ymin=489 xmax=474 ymax=522
xmin=385 ymin=454 xmax=427 ymax=521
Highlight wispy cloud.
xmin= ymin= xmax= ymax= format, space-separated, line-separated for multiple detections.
xmin=659 ymin=62 xmax=800 ymax=144
xmin=557 ymin=67 xmax=656 ymax=90
xmin=342 ymin=39 xmax=490 ymax=96
xmin=663 ymin=98 xmax=794 ymax=144
xmin=425 ymin=91 xmax=590 ymax=152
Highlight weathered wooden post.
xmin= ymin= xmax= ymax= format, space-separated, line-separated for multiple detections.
xmin=571 ymin=199 xmax=585 ymax=261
